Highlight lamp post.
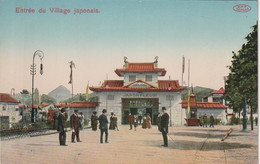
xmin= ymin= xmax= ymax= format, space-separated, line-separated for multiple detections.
xmin=30 ymin=50 xmax=44 ymax=123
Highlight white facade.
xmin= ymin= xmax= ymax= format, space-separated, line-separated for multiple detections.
xmin=90 ymin=61 xmax=184 ymax=126
xmin=0 ymin=102 xmax=21 ymax=124
xmin=96 ymin=91 xmax=183 ymax=126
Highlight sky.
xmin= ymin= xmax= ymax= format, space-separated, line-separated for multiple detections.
xmin=0 ymin=0 xmax=258 ymax=95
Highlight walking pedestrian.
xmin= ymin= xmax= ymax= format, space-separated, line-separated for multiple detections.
xmin=57 ymin=108 xmax=67 ymax=146
xmin=129 ymin=113 xmax=133 ymax=130
xmin=91 ymin=111 xmax=98 ymax=131
xmin=113 ymin=114 xmax=119 ymax=131
xmin=70 ymin=110 xmax=81 ymax=143
xmin=255 ymin=117 xmax=258 ymax=126
xmin=209 ymin=114 xmax=214 ymax=128
xmin=160 ymin=107 xmax=169 ymax=147
xmin=203 ymin=114 xmax=208 ymax=128
xmin=99 ymin=109 xmax=109 ymax=144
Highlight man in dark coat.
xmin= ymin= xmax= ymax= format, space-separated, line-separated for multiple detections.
xmin=91 ymin=111 xmax=98 ymax=131
xmin=209 ymin=114 xmax=214 ymax=128
xmin=57 ymin=108 xmax=67 ymax=146
xmin=70 ymin=110 xmax=81 ymax=143
xmin=160 ymin=107 xmax=169 ymax=147
xmin=99 ymin=109 xmax=109 ymax=143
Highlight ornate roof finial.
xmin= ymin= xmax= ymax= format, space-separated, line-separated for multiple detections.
xmin=154 ymin=56 xmax=158 ymax=63
xmin=124 ymin=56 xmax=128 ymax=63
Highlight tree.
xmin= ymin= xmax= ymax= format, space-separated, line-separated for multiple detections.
xmin=41 ymin=94 xmax=57 ymax=104
xmin=20 ymin=89 xmax=29 ymax=94
xmin=224 ymin=23 xmax=257 ymax=129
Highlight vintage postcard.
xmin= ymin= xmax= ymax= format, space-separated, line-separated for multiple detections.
xmin=0 ymin=0 xmax=258 ymax=163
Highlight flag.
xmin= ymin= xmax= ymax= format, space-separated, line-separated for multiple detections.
xmin=68 ymin=61 xmax=75 ymax=84
xmin=182 ymin=56 xmax=185 ymax=74
xmin=187 ymin=89 xmax=190 ymax=114
xmin=85 ymin=82 xmax=89 ymax=101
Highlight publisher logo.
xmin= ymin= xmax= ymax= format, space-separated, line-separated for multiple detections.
xmin=233 ymin=4 xmax=251 ymax=13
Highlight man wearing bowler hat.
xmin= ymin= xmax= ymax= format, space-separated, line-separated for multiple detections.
xmin=99 ymin=109 xmax=109 ymax=143
xmin=57 ymin=108 xmax=67 ymax=146
xmin=160 ymin=107 xmax=169 ymax=147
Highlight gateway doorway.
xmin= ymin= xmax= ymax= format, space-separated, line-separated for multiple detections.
xmin=122 ymin=98 xmax=159 ymax=125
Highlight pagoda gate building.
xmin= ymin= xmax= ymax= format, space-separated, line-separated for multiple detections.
xmin=90 ymin=58 xmax=185 ymax=126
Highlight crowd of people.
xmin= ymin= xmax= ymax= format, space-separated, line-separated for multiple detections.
xmin=56 ymin=107 xmax=170 ymax=147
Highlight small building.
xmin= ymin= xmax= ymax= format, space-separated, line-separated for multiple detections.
xmin=90 ymin=58 xmax=185 ymax=126
xmin=202 ymin=87 xmax=233 ymax=121
xmin=183 ymin=94 xmax=228 ymax=125
xmin=0 ymin=93 xmax=21 ymax=126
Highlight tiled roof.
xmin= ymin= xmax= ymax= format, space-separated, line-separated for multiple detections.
xmin=115 ymin=63 xmax=166 ymax=76
xmin=212 ymin=87 xmax=225 ymax=94
xmin=41 ymin=104 xmax=49 ymax=108
xmin=158 ymin=80 xmax=180 ymax=90
xmin=102 ymin=80 xmax=124 ymax=87
xmin=69 ymin=102 xmax=99 ymax=108
xmin=89 ymin=80 xmax=184 ymax=92
xmin=0 ymin=93 xmax=19 ymax=103
xmin=54 ymin=104 xmax=68 ymax=108
xmin=182 ymin=101 xmax=227 ymax=109
xmin=29 ymin=105 xmax=39 ymax=109
xmin=123 ymin=79 xmax=157 ymax=88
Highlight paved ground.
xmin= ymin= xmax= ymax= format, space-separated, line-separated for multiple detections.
xmin=0 ymin=125 xmax=258 ymax=164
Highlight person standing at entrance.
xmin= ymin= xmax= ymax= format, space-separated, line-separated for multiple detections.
xmin=70 ymin=110 xmax=81 ymax=143
xmin=113 ymin=114 xmax=119 ymax=131
xmin=109 ymin=112 xmax=115 ymax=130
xmin=209 ymin=114 xmax=214 ymax=128
xmin=160 ymin=107 xmax=169 ymax=147
xmin=99 ymin=109 xmax=109 ymax=143
xmin=147 ymin=114 xmax=152 ymax=129
xmin=57 ymin=108 xmax=67 ymax=146
xmin=129 ymin=113 xmax=133 ymax=130
xmin=138 ymin=114 xmax=142 ymax=125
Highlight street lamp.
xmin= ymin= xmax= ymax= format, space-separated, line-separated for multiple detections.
xmin=30 ymin=50 xmax=44 ymax=123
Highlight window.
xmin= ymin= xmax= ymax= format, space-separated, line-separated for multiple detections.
xmin=129 ymin=75 xmax=136 ymax=82
xmin=166 ymin=95 xmax=174 ymax=101
xmin=145 ymin=75 xmax=152 ymax=82
xmin=107 ymin=95 xmax=114 ymax=100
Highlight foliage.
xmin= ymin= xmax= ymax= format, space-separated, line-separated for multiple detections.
xmin=224 ymin=23 xmax=258 ymax=114
xmin=182 ymin=86 xmax=215 ymax=101
xmin=20 ymin=89 xmax=29 ymax=94
xmin=41 ymin=94 xmax=57 ymax=104
xmin=62 ymin=92 xmax=98 ymax=103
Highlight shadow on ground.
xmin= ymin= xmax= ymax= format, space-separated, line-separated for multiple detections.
xmin=168 ymin=132 xmax=243 ymax=139
xmin=145 ymin=140 xmax=254 ymax=151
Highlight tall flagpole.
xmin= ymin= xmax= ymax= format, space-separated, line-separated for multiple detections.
xmin=182 ymin=56 xmax=185 ymax=86
xmin=187 ymin=59 xmax=190 ymax=118
xmin=71 ymin=67 xmax=73 ymax=98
